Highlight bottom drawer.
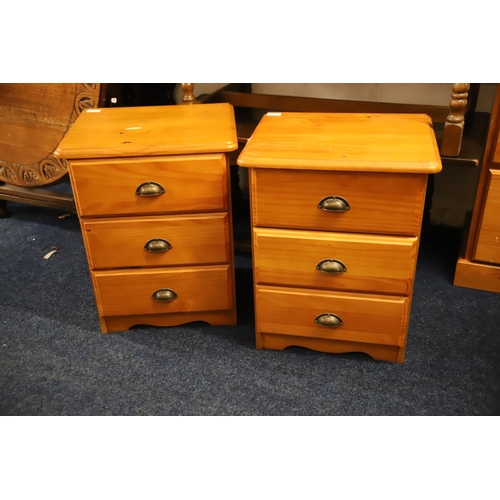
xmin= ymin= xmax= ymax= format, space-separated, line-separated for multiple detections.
xmin=255 ymin=285 xmax=410 ymax=346
xmin=93 ymin=265 xmax=233 ymax=317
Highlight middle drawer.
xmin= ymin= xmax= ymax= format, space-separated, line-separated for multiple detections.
xmin=253 ymin=227 xmax=418 ymax=295
xmin=82 ymin=213 xmax=230 ymax=270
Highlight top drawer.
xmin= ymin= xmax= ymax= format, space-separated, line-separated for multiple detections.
xmin=69 ymin=154 xmax=228 ymax=217
xmin=250 ymin=169 xmax=427 ymax=236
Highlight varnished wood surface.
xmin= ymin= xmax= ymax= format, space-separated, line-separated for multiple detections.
xmin=454 ymin=257 xmax=500 ymax=293
xmin=464 ymin=86 xmax=500 ymax=261
xmin=237 ymin=113 xmax=442 ymax=173
xmin=82 ymin=213 xmax=230 ymax=270
xmin=69 ymin=154 xmax=228 ymax=217
xmin=203 ymin=85 xmax=488 ymax=169
xmin=255 ymin=285 xmax=410 ymax=347
xmin=250 ymin=169 xmax=427 ymax=236
xmin=253 ymin=227 xmax=418 ymax=295
xmin=202 ymin=87 xmax=450 ymax=124
xmin=241 ymin=111 xmax=436 ymax=362
xmin=55 ymin=102 xmax=238 ymax=333
xmin=54 ymin=103 xmax=238 ymax=159
xmin=258 ymin=333 xmax=403 ymax=363
xmin=93 ymin=265 xmax=233 ymax=317
xmin=453 ymin=88 xmax=500 ymax=292
xmin=100 ymin=309 xmax=237 ymax=333
xmin=473 ymin=169 xmax=500 ymax=264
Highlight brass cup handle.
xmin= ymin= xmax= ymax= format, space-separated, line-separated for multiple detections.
xmin=318 ymin=195 xmax=350 ymax=212
xmin=136 ymin=181 xmax=165 ymax=197
xmin=315 ymin=313 xmax=343 ymax=328
xmin=144 ymin=238 xmax=172 ymax=253
xmin=152 ymin=289 xmax=178 ymax=302
xmin=316 ymin=259 xmax=347 ymax=274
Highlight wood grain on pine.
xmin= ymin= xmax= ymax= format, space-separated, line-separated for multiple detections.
xmin=83 ymin=213 xmax=230 ymax=270
xmin=238 ymin=112 xmax=441 ymax=173
xmin=54 ymin=103 xmax=238 ymax=159
xmin=69 ymin=154 xmax=229 ymax=217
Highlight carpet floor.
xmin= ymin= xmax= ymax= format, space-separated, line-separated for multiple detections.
xmin=1 ymin=201 xmax=499 ymax=415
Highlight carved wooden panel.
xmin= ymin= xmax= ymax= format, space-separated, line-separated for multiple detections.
xmin=0 ymin=83 xmax=101 ymax=187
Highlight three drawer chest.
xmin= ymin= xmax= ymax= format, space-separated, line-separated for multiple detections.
xmin=237 ymin=112 xmax=442 ymax=363
xmin=55 ymin=103 xmax=238 ymax=333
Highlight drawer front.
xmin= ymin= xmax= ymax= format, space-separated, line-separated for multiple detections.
xmin=253 ymin=228 xmax=418 ymax=295
xmin=93 ymin=265 xmax=233 ymax=317
xmin=255 ymin=285 xmax=410 ymax=346
xmin=474 ymin=169 xmax=500 ymax=264
xmin=251 ymin=169 xmax=427 ymax=236
xmin=69 ymin=154 xmax=228 ymax=216
xmin=82 ymin=213 xmax=230 ymax=270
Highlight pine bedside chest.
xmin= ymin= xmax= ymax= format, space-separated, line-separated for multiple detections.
xmin=55 ymin=103 xmax=238 ymax=333
xmin=237 ymin=112 xmax=442 ymax=363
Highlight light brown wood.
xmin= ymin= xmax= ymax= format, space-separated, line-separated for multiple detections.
xmin=200 ymin=84 xmax=489 ymax=169
xmin=54 ymin=103 xmax=237 ymax=159
xmin=250 ymin=169 xmax=428 ymax=236
xmin=93 ymin=265 xmax=233 ymax=317
xmin=239 ymin=112 xmax=441 ymax=362
xmin=0 ymin=83 xmax=102 ymax=187
xmin=100 ymin=309 xmax=237 ymax=334
xmin=253 ymin=227 xmax=418 ymax=295
xmin=82 ymin=213 xmax=230 ymax=270
xmin=454 ymin=85 xmax=500 ymax=293
xmin=202 ymin=86 xmax=451 ymax=123
xmin=238 ymin=113 xmax=441 ymax=173
xmin=256 ymin=285 xmax=410 ymax=347
xmin=68 ymin=154 xmax=228 ymax=217
xmin=454 ymin=258 xmax=500 ymax=293
xmin=56 ymin=103 xmax=238 ymax=333
xmin=258 ymin=333 xmax=403 ymax=363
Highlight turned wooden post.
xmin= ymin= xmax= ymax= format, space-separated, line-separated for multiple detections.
xmin=180 ymin=83 xmax=198 ymax=104
xmin=441 ymin=83 xmax=470 ymax=157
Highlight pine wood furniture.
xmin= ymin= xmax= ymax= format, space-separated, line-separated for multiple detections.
xmin=454 ymin=84 xmax=500 ymax=293
xmin=238 ymin=112 xmax=442 ymax=363
xmin=200 ymin=83 xmax=487 ymax=166
xmin=54 ymin=103 xmax=238 ymax=333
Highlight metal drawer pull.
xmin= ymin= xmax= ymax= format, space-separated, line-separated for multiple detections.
xmin=316 ymin=259 xmax=347 ymax=274
xmin=318 ymin=195 xmax=350 ymax=212
xmin=144 ymin=238 xmax=172 ymax=253
xmin=136 ymin=181 xmax=165 ymax=197
xmin=315 ymin=313 xmax=343 ymax=328
xmin=152 ymin=289 xmax=178 ymax=302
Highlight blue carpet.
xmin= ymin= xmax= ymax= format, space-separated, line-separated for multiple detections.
xmin=1 ymin=201 xmax=499 ymax=415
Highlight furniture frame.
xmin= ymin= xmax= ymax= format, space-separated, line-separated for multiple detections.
xmin=454 ymin=84 xmax=500 ymax=293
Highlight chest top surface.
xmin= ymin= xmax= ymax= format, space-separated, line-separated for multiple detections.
xmin=54 ymin=103 xmax=238 ymax=159
xmin=237 ymin=112 xmax=442 ymax=174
